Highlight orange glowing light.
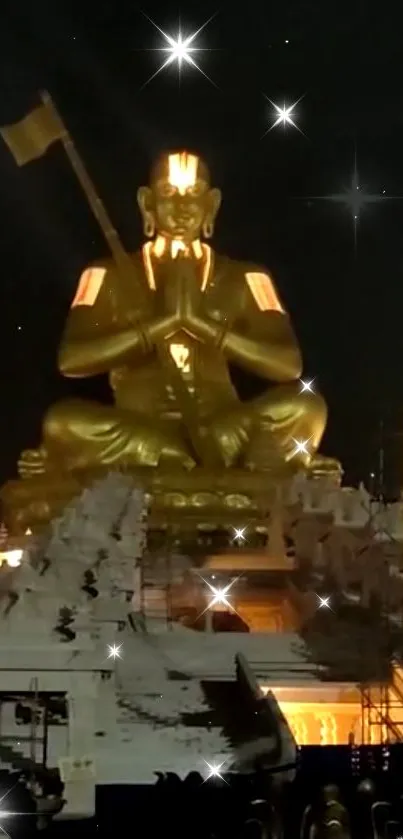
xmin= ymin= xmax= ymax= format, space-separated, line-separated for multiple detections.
xmin=169 ymin=343 xmax=191 ymax=372
xmin=168 ymin=152 xmax=199 ymax=194
xmin=71 ymin=267 xmax=106 ymax=308
xmin=288 ymin=715 xmax=308 ymax=746
xmin=245 ymin=272 xmax=284 ymax=313
xmin=315 ymin=712 xmax=337 ymax=745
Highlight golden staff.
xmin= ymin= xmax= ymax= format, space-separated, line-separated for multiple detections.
xmin=39 ymin=92 xmax=216 ymax=466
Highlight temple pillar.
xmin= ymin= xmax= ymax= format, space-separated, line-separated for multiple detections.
xmin=61 ymin=673 xmax=97 ymax=817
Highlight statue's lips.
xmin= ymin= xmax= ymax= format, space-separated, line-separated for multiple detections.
xmin=168 ymin=215 xmax=193 ymax=230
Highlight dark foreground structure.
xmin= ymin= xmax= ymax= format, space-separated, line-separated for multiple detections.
xmin=43 ymin=744 xmax=403 ymax=838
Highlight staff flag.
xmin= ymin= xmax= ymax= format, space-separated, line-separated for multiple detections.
xmin=0 ymin=95 xmax=64 ymax=166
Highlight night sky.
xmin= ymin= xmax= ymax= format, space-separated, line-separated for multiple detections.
xmin=0 ymin=0 xmax=402 ymax=490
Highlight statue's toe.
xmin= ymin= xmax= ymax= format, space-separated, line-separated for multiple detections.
xmin=18 ymin=447 xmax=48 ymax=479
xmin=309 ymin=453 xmax=343 ymax=479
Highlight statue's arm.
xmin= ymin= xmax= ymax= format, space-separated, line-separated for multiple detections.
xmin=221 ymin=307 xmax=302 ymax=382
xmin=58 ymin=264 xmax=177 ymax=378
xmin=59 ymin=318 xmax=176 ymax=378
xmin=196 ymin=269 xmax=302 ymax=382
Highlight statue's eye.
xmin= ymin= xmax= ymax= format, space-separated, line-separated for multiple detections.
xmin=188 ymin=183 xmax=203 ymax=196
xmin=159 ymin=184 xmax=176 ymax=197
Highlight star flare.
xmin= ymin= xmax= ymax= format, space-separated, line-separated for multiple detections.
xmin=317 ymin=595 xmax=331 ymax=609
xmin=198 ymin=575 xmax=239 ymax=616
xmin=300 ymin=151 xmax=402 ymax=254
xmin=263 ymin=95 xmax=305 ymax=137
xmin=233 ymin=527 xmax=247 ymax=543
xmin=300 ymin=379 xmax=314 ymax=393
xmin=204 ymin=760 xmax=227 ymax=782
xmin=291 ymin=437 xmax=312 ymax=458
xmin=107 ymin=643 xmax=123 ymax=660
xmin=207 ymin=582 xmax=234 ymax=610
xmin=141 ymin=13 xmax=217 ymax=87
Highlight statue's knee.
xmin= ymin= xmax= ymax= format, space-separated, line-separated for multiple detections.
xmin=300 ymin=389 xmax=327 ymax=423
xmin=43 ymin=399 xmax=84 ymax=442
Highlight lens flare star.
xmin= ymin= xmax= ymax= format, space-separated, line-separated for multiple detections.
xmin=300 ymin=379 xmax=314 ymax=393
xmin=107 ymin=643 xmax=123 ymax=660
xmin=204 ymin=760 xmax=227 ymax=782
xmin=207 ymin=582 xmax=234 ymax=609
xmin=300 ymin=150 xmax=403 ymax=255
xmin=317 ymin=595 xmax=331 ymax=609
xmin=233 ymin=527 xmax=247 ymax=543
xmin=141 ymin=13 xmax=217 ymax=87
xmin=291 ymin=437 xmax=312 ymax=458
xmin=198 ymin=575 xmax=239 ymax=616
xmin=263 ymin=95 xmax=305 ymax=137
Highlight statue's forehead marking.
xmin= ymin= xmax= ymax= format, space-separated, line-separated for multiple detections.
xmin=167 ymin=152 xmax=199 ymax=194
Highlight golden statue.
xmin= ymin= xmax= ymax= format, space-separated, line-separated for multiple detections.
xmin=2 ymin=151 xmax=339 ymax=531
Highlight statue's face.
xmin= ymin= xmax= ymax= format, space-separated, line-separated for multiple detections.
xmin=138 ymin=152 xmax=221 ymax=243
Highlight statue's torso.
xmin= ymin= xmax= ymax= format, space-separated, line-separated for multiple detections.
xmin=107 ymin=250 xmax=244 ymax=418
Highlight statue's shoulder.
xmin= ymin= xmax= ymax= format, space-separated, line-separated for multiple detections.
xmin=215 ymin=253 xmax=275 ymax=282
xmin=71 ymin=252 xmax=144 ymax=308
xmin=215 ymin=254 xmax=283 ymax=314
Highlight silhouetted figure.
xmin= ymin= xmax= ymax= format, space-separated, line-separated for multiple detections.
xmin=39 ymin=557 xmax=51 ymax=576
xmin=54 ymin=605 xmax=76 ymax=642
xmin=310 ymin=785 xmax=351 ymax=839
xmin=3 ymin=591 xmax=19 ymax=616
xmin=81 ymin=569 xmax=98 ymax=599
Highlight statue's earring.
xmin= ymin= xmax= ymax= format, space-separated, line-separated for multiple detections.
xmin=202 ymin=219 xmax=213 ymax=239
xmin=144 ymin=215 xmax=155 ymax=238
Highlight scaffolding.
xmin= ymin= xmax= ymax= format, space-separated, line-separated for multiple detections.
xmin=361 ymin=665 xmax=403 ymax=744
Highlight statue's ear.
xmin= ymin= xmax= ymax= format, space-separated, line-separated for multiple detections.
xmin=209 ymin=188 xmax=222 ymax=221
xmin=137 ymin=186 xmax=155 ymax=238
xmin=202 ymin=188 xmax=222 ymax=239
xmin=137 ymin=186 xmax=153 ymax=215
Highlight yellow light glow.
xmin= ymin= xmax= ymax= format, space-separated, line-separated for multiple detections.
xmin=0 ymin=549 xmax=23 ymax=568
xmin=315 ymin=712 xmax=337 ymax=746
xmin=143 ymin=242 xmax=157 ymax=290
xmin=171 ymin=239 xmax=187 ymax=258
xmin=245 ymin=272 xmax=284 ymax=313
xmin=153 ymin=236 xmax=166 ymax=258
xmin=288 ymin=714 xmax=308 ymax=745
xmin=169 ymin=343 xmax=191 ymax=372
xmin=168 ymin=152 xmax=199 ymax=194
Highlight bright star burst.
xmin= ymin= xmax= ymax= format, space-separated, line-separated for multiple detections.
xmin=300 ymin=150 xmax=402 ymax=255
xmin=198 ymin=575 xmax=239 ymax=617
xmin=300 ymin=378 xmax=314 ymax=393
xmin=207 ymin=582 xmax=234 ymax=609
xmin=263 ymin=95 xmax=305 ymax=137
xmin=317 ymin=595 xmax=331 ymax=609
xmin=141 ymin=13 xmax=217 ymax=87
xmin=233 ymin=527 xmax=247 ymax=543
xmin=107 ymin=643 xmax=123 ymax=660
xmin=204 ymin=760 xmax=227 ymax=782
xmin=291 ymin=437 xmax=312 ymax=458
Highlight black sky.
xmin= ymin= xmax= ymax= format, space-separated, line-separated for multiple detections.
xmin=0 ymin=0 xmax=403 ymax=489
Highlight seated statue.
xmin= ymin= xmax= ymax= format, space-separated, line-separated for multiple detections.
xmin=4 ymin=151 xmax=339 ymax=529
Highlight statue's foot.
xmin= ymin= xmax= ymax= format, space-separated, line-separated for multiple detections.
xmin=309 ymin=453 xmax=343 ymax=482
xmin=17 ymin=446 xmax=54 ymax=480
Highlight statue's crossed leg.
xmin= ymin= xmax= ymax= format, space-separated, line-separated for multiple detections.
xmin=19 ymin=382 xmax=327 ymax=478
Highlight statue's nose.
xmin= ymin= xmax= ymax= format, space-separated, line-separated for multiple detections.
xmin=176 ymin=198 xmax=193 ymax=216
